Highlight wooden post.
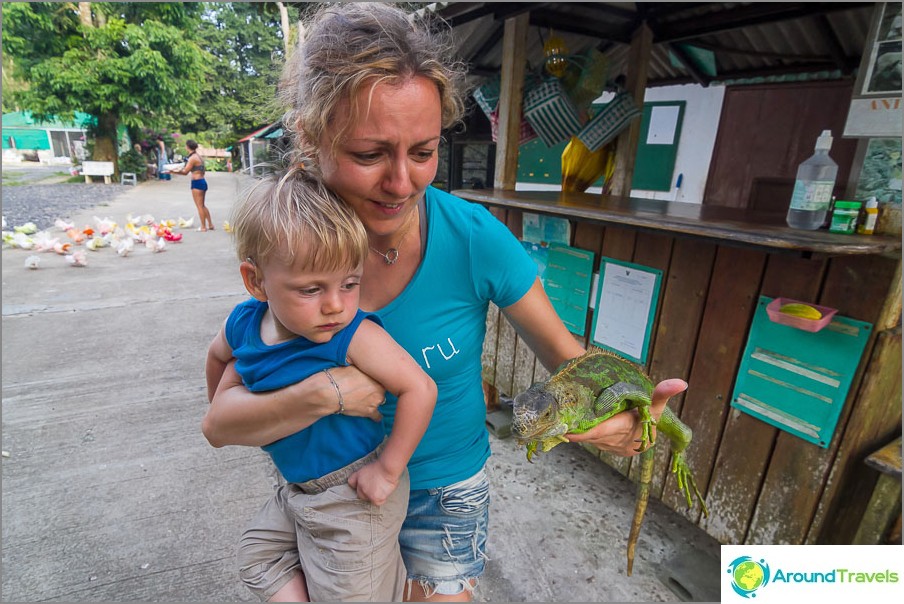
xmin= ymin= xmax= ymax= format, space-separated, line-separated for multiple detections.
xmin=607 ymin=22 xmax=653 ymax=197
xmin=493 ymin=13 xmax=529 ymax=191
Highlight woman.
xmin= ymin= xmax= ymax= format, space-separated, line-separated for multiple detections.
xmin=169 ymin=139 xmax=215 ymax=232
xmin=202 ymin=4 xmax=687 ymax=602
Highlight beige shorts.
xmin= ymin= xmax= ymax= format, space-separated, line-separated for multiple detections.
xmin=237 ymin=446 xmax=409 ymax=602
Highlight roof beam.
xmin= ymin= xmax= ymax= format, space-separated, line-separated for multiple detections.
xmin=653 ymin=2 xmax=868 ymax=43
xmin=441 ymin=2 xmax=549 ymax=28
xmin=529 ymin=8 xmax=631 ymax=44
xmin=467 ymin=21 xmax=505 ymax=66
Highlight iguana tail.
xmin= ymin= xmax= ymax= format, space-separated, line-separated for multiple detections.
xmin=627 ymin=447 xmax=654 ymax=576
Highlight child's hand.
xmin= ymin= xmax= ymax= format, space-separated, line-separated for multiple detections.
xmin=347 ymin=460 xmax=399 ymax=506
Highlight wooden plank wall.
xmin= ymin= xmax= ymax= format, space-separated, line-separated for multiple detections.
xmin=481 ymin=207 xmax=902 ymax=545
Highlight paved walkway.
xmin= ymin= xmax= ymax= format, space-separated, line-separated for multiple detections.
xmin=1 ymin=172 xmax=720 ymax=602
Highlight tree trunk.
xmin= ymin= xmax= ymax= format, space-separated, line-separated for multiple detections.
xmin=78 ymin=3 xmax=92 ymax=28
xmin=93 ymin=112 xmax=119 ymax=177
xmin=277 ymin=2 xmax=291 ymax=55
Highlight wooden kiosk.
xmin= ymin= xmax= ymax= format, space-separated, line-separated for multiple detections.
xmin=454 ymin=10 xmax=902 ymax=547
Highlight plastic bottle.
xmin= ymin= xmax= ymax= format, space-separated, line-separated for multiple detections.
xmin=857 ymin=196 xmax=879 ymax=235
xmin=786 ymin=130 xmax=838 ymax=230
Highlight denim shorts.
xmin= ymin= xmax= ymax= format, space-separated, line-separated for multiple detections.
xmin=190 ymin=178 xmax=208 ymax=191
xmin=399 ymin=468 xmax=490 ymax=597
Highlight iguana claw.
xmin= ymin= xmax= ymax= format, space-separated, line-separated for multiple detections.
xmin=671 ymin=452 xmax=709 ymax=517
xmin=633 ymin=405 xmax=657 ymax=452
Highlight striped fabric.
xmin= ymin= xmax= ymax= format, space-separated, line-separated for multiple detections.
xmin=523 ymin=79 xmax=583 ymax=147
xmin=577 ymin=92 xmax=642 ymax=151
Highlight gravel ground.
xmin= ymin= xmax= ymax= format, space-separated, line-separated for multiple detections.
xmin=2 ymin=183 xmax=131 ymax=232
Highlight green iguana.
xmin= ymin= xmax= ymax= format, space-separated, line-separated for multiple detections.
xmin=511 ymin=348 xmax=708 ymax=576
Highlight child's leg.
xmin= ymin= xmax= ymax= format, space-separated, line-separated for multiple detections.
xmin=238 ymin=485 xmax=307 ymax=602
xmin=268 ymin=571 xmax=309 ymax=602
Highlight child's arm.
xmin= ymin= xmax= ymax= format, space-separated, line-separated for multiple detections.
xmin=205 ymin=324 xmax=233 ymax=403
xmin=345 ymin=319 xmax=437 ymax=505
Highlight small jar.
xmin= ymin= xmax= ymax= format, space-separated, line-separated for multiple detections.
xmin=829 ymin=201 xmax=861 ymax=234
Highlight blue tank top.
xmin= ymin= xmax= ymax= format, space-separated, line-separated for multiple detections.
xmin=225 ymin=300 xmax=385 ymax=482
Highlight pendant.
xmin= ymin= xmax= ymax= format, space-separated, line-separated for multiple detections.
xmin=383 ymin=248 xmax=399 ymax=265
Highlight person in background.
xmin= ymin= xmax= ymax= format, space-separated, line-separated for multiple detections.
xmin=206 ymin=166 xmax=436 ymax=601
xmin=156 ymin=136 xmax=170 ymax=181
xmin=167 ymin=139 xmax=215 ymax=232
xmin=202 ymin=3 xmax=688 ymax=601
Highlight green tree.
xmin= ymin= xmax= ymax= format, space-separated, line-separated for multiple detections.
xmin=185 ymin=2 xmax=289 ymax=148
xmin=1 ymin=2 xmax=209 ymax=170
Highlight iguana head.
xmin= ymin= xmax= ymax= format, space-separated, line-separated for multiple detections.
xmin=512 ymin=382 xmax=570 ymax=461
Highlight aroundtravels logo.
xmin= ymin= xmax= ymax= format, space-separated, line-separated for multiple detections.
xmin=726 ymin=556 xmax=771 ymax=598
xmin=722 ymin=546 xmax=904 ymax=602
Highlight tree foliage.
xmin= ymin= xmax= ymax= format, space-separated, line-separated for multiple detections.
xmin=1 ymin=2 xmax=209 ymax=162
xmin=187 ymin=2 xmax=290 ymax=148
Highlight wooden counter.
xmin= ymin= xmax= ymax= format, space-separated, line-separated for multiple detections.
xmin=453 ymin=188 xmax=901 ymax=256
xmin=461 ymin=186 xmax=902 ymax=549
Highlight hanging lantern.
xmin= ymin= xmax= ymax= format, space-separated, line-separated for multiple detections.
xmin=544 ymin=33 xmax=568 ymax=78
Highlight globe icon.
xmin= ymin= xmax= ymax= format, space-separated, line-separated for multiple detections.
xmin=733 ymin=560 xmax=765 ymax=592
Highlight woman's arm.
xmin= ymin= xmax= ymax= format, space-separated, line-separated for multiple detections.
xmin=501 ymin=278 xmax=586 ymax=372
xmin=201 ymin=361 xmax=385 ymax=448
xmin=170 ymin=154 xmax=199 ymax=176
xmin=501 ymin=278 xmax=686 ymax=457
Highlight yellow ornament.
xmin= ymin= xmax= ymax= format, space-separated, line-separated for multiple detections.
xmin=544 ymin=34 xmax=568 ymax=78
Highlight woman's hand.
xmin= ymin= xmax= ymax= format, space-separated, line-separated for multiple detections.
xmin=324 ymin=365 xmax=386 ymax=422
xmin=565 ymin=379 xmax=688 ymax=455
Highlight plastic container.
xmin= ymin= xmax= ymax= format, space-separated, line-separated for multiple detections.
xmin=828 ymin=200 xmax=862 ymax=234
xmin=766 ymin=297 xmax=838 ymax=333
xmin=857 ymin=196 xmax=879 ymax=235
xmin=786 ymin=130 xmax=838 ymax=230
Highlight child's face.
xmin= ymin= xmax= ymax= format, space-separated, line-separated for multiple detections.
xmin=247 ymin=252 xmax=363 ymax=344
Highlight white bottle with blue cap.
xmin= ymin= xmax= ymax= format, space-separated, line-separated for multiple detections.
xmin=786 ymin=129 xmax=838 ymax=230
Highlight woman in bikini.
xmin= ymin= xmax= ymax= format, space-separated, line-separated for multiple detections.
xmin=169 ymin=139 xmax=215 ymax=232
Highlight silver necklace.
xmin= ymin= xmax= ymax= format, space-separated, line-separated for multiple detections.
xmin=370 ymin=208 xmax=418 ymax=266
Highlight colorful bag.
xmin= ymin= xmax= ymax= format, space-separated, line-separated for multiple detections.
xmin=475 ymin=75 xmax=538 ymax=145
xmin=523 ymin=78 xmax=583 ymax=147
xmin=576 ymin=92 xmax=642 ymax=152
xmin=489 ymin=109 xmax=538 ymax=146
xmin=472 ymin=76 xmax=501 ymax=119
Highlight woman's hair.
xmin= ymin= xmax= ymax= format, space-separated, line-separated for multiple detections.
xmin=186 ymin=139 xmax=199 ymax=151
xmin=231 ymin=165 xmax=368 ymax=273
xmin=279 ymin=2 xmax=468 ymax=162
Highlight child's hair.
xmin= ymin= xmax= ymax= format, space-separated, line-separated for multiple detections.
xmin=231 ymin=165 xmax=368 ymax=273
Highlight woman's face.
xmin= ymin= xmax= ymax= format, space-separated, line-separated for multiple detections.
xmin=318 ymin=76 xmax=443 ymax=238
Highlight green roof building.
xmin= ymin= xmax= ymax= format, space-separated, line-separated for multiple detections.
xmin=2 ymin=111 xmax=92 ymax=160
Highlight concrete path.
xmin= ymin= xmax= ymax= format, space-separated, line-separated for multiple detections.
xmin=1 ymin=172 xmax=721 ymax=602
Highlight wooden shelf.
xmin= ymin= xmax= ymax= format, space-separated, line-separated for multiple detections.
xmin=453 ymin=188 xmax=901 ymax=256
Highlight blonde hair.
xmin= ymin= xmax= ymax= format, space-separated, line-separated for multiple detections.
xmin=279 ymin=1 xmax=468 ymax=162
xmin=231 ymin=166 xmax=368 ymax=272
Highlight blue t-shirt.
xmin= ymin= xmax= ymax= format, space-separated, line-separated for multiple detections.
xmin=376 ymin=186 xmax=537 ymax=490
xmin=225 ymin=300 xmax=385 ymax=483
